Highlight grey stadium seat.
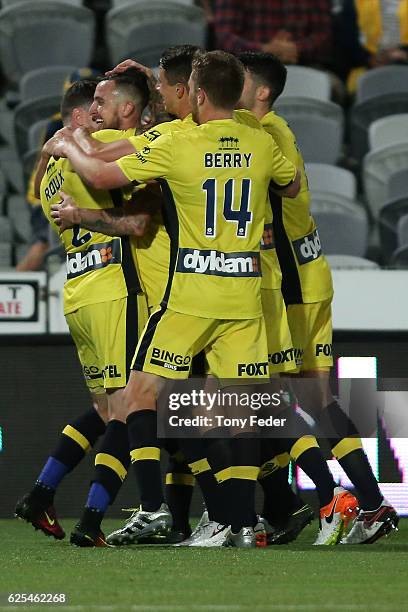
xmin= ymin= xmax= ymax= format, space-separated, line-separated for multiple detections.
xmin=0 ymin=2 xmax=95 ymax=84
xmin=285 ymin=115 xmax=343 ymax=164
xmin=378 ymin=197 xmax=408 ymax=262
xmin=2 ymin=0 xmax=82 ymax=5
xmin=106 ymin=1 xmax=206 ymax=66
xmin=388 ymin=168 xmax=408 ymax=200
xmin=0 ymin=242 xmax=13 ymax=269
xmin=363 ymin=143 xmax=408 ymax=219
xmin=369 ymin=114 xmax=408 ymax=151
xmin=390 ymin=244 xmax=408 ymax=268
xmin=305 ymin=163 xmax=356 ymax=200
xmin=275 ymin=97 xmax=344 ymax=129
xmin=13 ymin=95 xmax=60 ymax=157
xmin=397 ymin=214 xmax=408 ymax=248
xmin=310 ymin=192 xmax=364 ymax=216
xmin=20 ymin=65 xmax=76 ymax=101
xmin=349 ymin=93 xmax=408 ymax=161
xmin=313 ymin=206 xmax=368 ymax=257
xmin=0 ymin=215 xmax=12 ymax=241
xmin=28 ymin=119 xmax=49 ymax=152
xmin=281 ymin=66 xmax=331 ymax=101
xmin=112 ymin=0 xmax=194 ymax=4
xmin=356 ymin=66 xmax=408 ymax=104
xmin=326 ymin=254 xmax=379 ymax=269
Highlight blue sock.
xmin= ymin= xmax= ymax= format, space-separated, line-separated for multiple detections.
xmin=38 ymin=457 xmax=69 ymax=490
xmin=86 ymin=483 xmax=111 ymax=513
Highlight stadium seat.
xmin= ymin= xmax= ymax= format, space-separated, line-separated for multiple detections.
xmin=326 ymin=254 xmax=379 ymax=269
xmin=275 ymin=97 xmax=344 ymax=128
xmin=388 ymin=168 xmax=408 ymax=200
xmin=106 ymin=1 xmax=206 ymax=66
xmin=369 ymin=114 xmax=408 ymax=151
xmin=378 ymin=197 xmax=408 ymax=262
xmin=0 ymin=2 xmax=95 ymax=84
xmin=13 ymin=95 xmax=60 ymax=157
xmin=112 ymin=0 xmax=195 ymax=4
xmin=22 ymin=148 xmax=40 ymax=189
xmin=390 ymin=244 xmax=408 ymax=268
xmin=356 ymin=66 xmax=408 ymax=104
xmin=349 ymin=93 xmax=408 ymax=161
xmin=2 ymin=0 xmax=82 ymax=5
xmin=0 ymin=242 xmax=13 ymax=269
xmin=310 ymin=192 xmax=364 ymax=216
xmin=313 ymin=206 xmax=368 ymax=256
xmin=6 ymin=194 xmax=31 ymax=243
xmin=27 ymin=119 xmax=48 ymax=152
xmin=280 ymin=66 xmax=331 ymax=100
xmin=0 ymin=167 xmax=6 ymax=210
xmin=397 ymin=214 xmax=408 ymax=248
xmin=305 ymin=163 xmax=357 ymax=200
xmin=0 ymin=215 xmax=12 ymax=241
xmin=363 ymin=143 xmax=408 ymax=220
xmin=20 ymin=65 xmax=76 ymax=101
xmin=285 ymin=115 xmax=343 ymax=164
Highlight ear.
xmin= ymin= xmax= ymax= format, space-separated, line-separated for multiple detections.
xmin=176 ymin=83 xmax=186 ymax=100
xmin=73 ymin=107 xmax=86 ymax=127
xmin=197 ymin=87 xmax=206 ymax=107
xmin=256 ymin=84 xmax=271 ymax=103
xmin=122 ymin=100 xmax=136 ymax=118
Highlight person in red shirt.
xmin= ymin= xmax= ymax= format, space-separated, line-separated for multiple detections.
xmin=214 ymin=0 xmax=333 ymax=67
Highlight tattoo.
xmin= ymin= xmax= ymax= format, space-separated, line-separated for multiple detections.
xmin=80 ymin=207 xmax=145 ymax=237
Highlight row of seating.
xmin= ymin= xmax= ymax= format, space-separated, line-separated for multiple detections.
xmin=0 ymin=1 xmax=206 ymax=85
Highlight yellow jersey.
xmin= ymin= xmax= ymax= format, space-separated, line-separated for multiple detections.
xmin=262 ymin=111 xmax=333 ymax=304
xmin=128 ymin=110 xmax=282 ymax=307
xmin=117 ymin=118 xmax=296 ymax=319
xmin=40 ymin=128 xmax=140 ymax=315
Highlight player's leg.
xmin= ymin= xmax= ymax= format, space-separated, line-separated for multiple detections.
xmin=288 ymin=300 xmax=398 ymax=543
xmin=111 ymin=308 xmax=215 ymax=543
xmin=204 ymin=317 xmax=269 ymax=548
xmin=70 ymin=295 xmax=145 ymax=547
xmin=164 ymin=445 xmax=194 ymax=541
xmin=15 ymin=306 xmax=107 ymax=539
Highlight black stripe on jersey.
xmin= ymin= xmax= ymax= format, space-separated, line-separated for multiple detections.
xmin=125 ymin=293 xmax=139 ymax=381
xmin=270 ymin=188 xmax=303 ymax=305
xmin=109 ymin=188 xmax=141 ymax=295
xmin=132 ymin=306 xmax=166 ymax=371
xmin=157 ymin=178 xmax=179 ymax=307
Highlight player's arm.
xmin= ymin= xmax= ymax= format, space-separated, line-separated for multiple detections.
xmin=268 ymin=135 xmax=301 ymax=199
xmin=51 ymin=190 xmax=152 ymax=237
xmin=73 ymin=127 xmax=137 ymax=161
xmin=52 ymin=131 xmax=172 ymax=190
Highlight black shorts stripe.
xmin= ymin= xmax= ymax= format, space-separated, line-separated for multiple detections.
xmin=109 ymin=188 xmax=141 ymax=295
xmin=270 ymin=189 xmax=303 ymax=305
xmin=157 ymin=179 xmax=179 ymax=306
xmin=132 ymin=306 xmax=166 ymax=372
xmin=125 ymin=293 xmax=139 ymax=382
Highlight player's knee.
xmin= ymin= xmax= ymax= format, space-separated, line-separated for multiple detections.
xmin=91 ymin=392 xmax=109 ymax=424
xmin=123 ymin=372 xmax=157 ymax=414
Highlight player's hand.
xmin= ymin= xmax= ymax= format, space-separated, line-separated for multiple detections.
xmin=105 ymin=59 xmax=155 ymax=80
xmin=50 ymin=191 xmax=81 ymax=232
xmin=262 ymin=32 xmax=298 ymax=64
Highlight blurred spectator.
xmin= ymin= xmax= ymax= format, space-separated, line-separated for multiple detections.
xmin=213 ymin=0 xmax=333 ymax=67
xmin=16 ymin=68 xmax=98 ymax=272
xmin=339 ymin=0 xmax=408 ymax=94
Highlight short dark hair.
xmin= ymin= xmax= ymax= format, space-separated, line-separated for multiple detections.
xmin=160 ymin=44 xmax=202 ymax=85
xmin=238 ymin=52 xmax=287 ymax=105
xmin=104 ymin=67 xmax=150 ymax=111
xmin=192 ymin=50 xmax=244 ymax=109
xmin=60 ymin=79 xmax=97 ymax=121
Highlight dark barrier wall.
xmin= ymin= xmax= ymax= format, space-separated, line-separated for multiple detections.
xmin=1 ymin=333 xmax=407 ymax=519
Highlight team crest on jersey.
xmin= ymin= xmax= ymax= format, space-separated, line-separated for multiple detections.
xmin=218 ymin=136 xmax=239 ymax=150
xmin=176 ymin=248 xmax=261 ymax=277
xmin=292 ymin=229 xmax=322 ymax=265
xmin=66 ymin=239 xmax=121 ymax=279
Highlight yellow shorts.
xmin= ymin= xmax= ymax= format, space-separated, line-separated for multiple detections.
xmin=286 ymin=298 xmax=333 ymax=371
xmin=132 ymin=307 xmax=269 ymax=381
xmin=66 ymin=294 xmax=149 ymax=393
xmin=261 ymin=288 xmax=296 ymax=375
